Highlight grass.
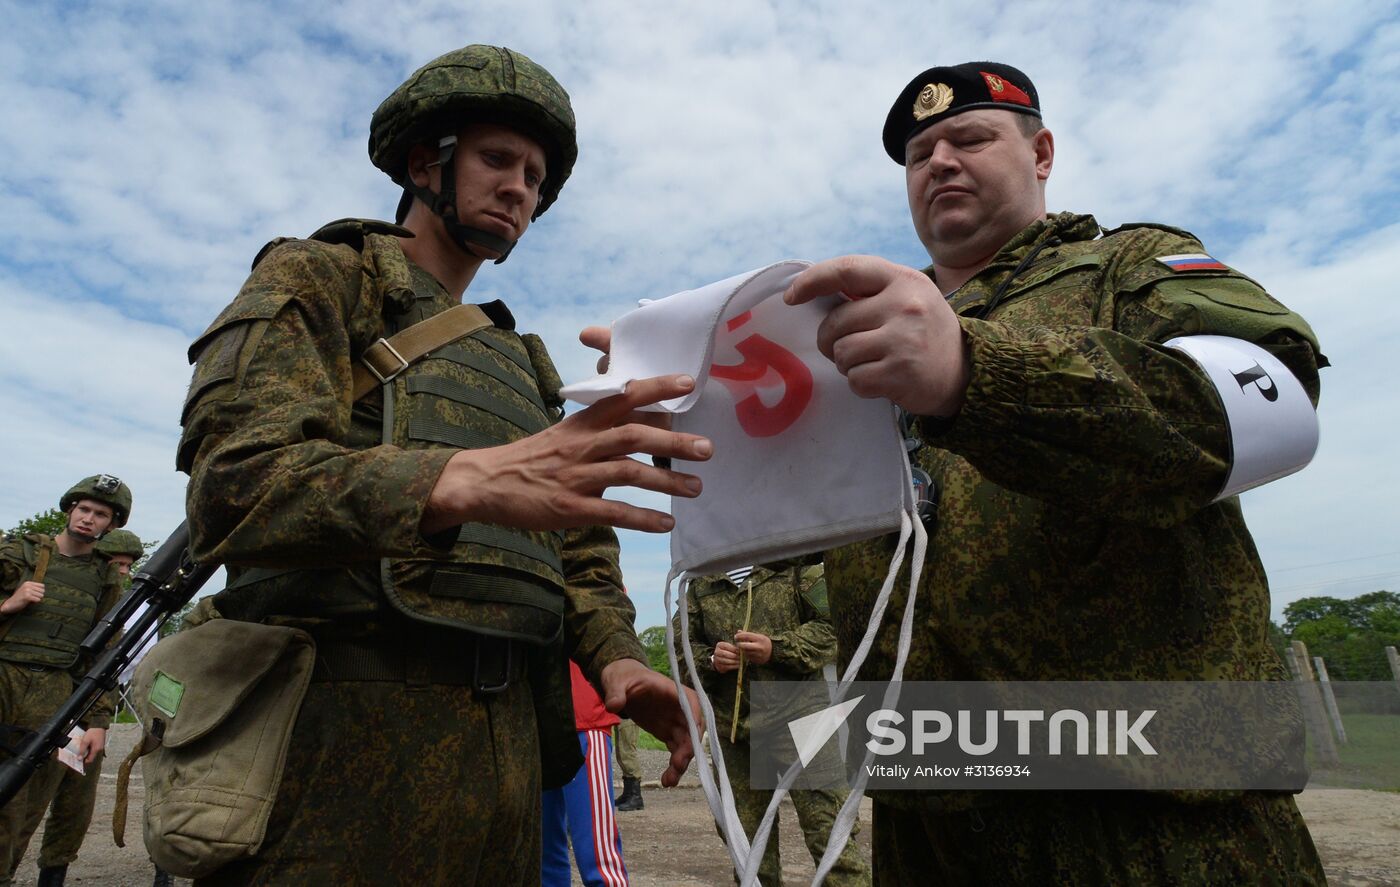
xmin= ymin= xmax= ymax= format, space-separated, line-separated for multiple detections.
xmin=1306 ymin=713 xmax=1400 ymax=792
xmin=638 ymin=729 xmax=668 ymax=751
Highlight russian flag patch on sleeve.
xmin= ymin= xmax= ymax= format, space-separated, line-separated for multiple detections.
xmin=1156 ymin=253 xmax=1230 ymax=272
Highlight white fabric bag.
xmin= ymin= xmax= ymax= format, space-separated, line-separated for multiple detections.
xmin=561 ymin=260 xmax=912 ymax=571
xmin=562 ymin=261 xmax=927 ymax=886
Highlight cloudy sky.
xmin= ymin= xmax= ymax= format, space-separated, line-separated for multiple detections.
xmin=2 ymin=0 xmax=1397 ymax=633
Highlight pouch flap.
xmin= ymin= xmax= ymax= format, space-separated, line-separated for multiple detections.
xmin=133 ymin=619 xmax=313 ymax=748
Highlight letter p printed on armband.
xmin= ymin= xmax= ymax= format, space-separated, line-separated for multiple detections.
xmin=1164 ymin=335 xmax=1319 ymax=500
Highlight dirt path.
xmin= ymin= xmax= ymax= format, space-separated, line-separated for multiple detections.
xmin=9 ymin=727 xmax=1397 ymax=885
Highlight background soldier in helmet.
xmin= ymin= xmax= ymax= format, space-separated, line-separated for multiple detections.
xmin=0 ymin=476 xmax=130 ymax=886
xmin=177 ymin=45 xmax=711 ymax=885
xmin=33 ymin=529 xmax=142 ymax=887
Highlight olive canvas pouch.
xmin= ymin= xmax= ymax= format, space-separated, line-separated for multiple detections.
xmin=130 ymin=615 xmax=315 ymax=878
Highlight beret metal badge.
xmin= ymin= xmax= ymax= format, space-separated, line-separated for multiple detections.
xmin=913 ymin=83 xmax=954 ymax=121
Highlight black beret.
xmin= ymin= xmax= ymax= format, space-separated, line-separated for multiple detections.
xmin=882 ymin=62 xmax=1041 ymax=164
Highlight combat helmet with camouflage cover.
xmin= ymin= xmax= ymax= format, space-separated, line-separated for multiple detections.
xmin=369 ymin=44 xmax=577 ymax=263
xmin=59 ymin=474 xmax=132 ymax=527
xmin=95 ymin=528 xmax=143 ymax=558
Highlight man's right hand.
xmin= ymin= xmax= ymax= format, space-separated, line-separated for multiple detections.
xmin=0 ymin=581 xmax=45 ymax=615
xmin=421 ymin=373 xmax=711 ymax=535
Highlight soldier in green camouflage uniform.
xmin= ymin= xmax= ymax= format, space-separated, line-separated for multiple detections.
xmin=177 ymin=45 xmax=710 ymax=886
xmin=783 ymin=62 xmax=1328 ymax=884
xmin=0 ymin=476 xmax=128 ymax=887
xmin=34 ymin=529 xmax=141 ymax=887
xmin=674 ymin=562 xmax=870 ymax=886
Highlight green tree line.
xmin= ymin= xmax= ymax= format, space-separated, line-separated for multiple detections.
xmin=1272 ymin=590 xmax=1400 ymax=681
xmin=642 ymin=593 xmax=1400 ymax=683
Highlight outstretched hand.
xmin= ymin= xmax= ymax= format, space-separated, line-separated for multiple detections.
xmin=601 ymin=658 xmax=701 ymax=787
xmin=422 ymin=373 xmax=711 ymax=535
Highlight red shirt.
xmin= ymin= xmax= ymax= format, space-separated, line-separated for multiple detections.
xmin=570 ymin=660 xmax=620 ymax=731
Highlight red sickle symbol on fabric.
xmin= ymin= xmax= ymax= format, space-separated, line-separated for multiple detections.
xmin=709 ymin=311 xmax=814 ymax=438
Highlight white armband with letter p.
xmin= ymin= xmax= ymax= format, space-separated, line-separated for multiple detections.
xmin=1163 ymin=335 xmax=1319 ymax=500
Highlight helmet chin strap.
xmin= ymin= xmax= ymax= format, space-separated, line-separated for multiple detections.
xmin=403 ymin=136 xmax=518 ymax=264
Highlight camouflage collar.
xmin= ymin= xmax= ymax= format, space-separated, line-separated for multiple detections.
xmin=994 ymin=211 xmax=1099 ymax=263
xmin=941 ymin=212 xmax=1099 ymax=318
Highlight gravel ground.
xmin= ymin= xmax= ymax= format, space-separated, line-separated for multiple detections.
xmin=7 ymin=727 xmax=1397 ymax=885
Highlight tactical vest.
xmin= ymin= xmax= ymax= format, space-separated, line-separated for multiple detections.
xmin=377 ymin=267 xmax=568 ymax=643
xmin=0 ymin=535 xmax=115 ymax=668
xmin=220 ymin=221 xmax=567 ymax=645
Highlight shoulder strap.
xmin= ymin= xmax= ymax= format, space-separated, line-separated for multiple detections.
xmin=17 ymin=534 xmax=54 ymax=581
xmin=351 ymin=303 xmax=494 ymax=401
xmin=30 ymin=543 xmax=52 ymax=584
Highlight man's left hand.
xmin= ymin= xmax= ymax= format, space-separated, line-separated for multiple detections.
xmin=785 ymin=255 xmax=971 ymax=417
xmin=734 ymin=630 xmax=773 ymax=666
xmin=601 ymin=657 xmax=700 ymax=787
xmin=78 ymin=727 xmax=106 ymax=765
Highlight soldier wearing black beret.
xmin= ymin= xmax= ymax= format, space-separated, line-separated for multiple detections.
xmin=785 ymin=62 xmax=1327 ymax=884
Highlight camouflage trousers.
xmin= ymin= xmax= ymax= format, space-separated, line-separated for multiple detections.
xmin=0 ymin=661 xmax=72 ymax=886
xmin=716 ymin=735 xmax=870 ymax=887
xmin=193 ymin=675 xmax=541 ymax=887
xmin=613 ymin=719 xmax=641 ymax=780
xmin=38 ymin=749 xmax=104 ymax=868
xmin=871 ymin=791 xmax=1326 ymax=885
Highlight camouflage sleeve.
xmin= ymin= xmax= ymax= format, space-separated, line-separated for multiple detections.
xmin=767 ymin=568 xmax=837 ymax=676
xmin=671 ymin=579 xmax=718 ymax=690
xmin=926 ymin=229 xmax=1324 ymax=528
xmin=561 ymin=523 xmax=646 ymax=686
xmin=0 ymin=540 xmax=25 ymax=619
xmin=179 ymin=241 xmax=454 ymax=566
xmin=0 ymin=541 xmax=21 ymax=595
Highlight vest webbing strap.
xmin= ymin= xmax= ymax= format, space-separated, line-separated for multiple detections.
xmin=472 ymin=329 xmax=537 ymax=380
xmin=351 ymin=303 xmax=494 ymax=401
xmin=456 ymin=523 xmax=564 ymax=577
xmin=428 ymin=344 xmax=550 ymax=413
xmin=406 ymin=375 xmax=550 ymax=435
xmin=31 ymin=545 xmax=52 ymax=584
xmin=406 ymin=418 xmax=504 ymax=451
xmin=428 ymin=572 xmax=565 ymax=615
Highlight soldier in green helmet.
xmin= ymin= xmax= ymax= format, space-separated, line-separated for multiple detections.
xmin=0 ymin=476 xmax=129 ymax=886
xmin=92 ymin=529 xmax=142 ymax=577
xmin=32 ymin=529 xmax=143 ymax=887
xmin=177 ymin=45 xmax=711 ymax=885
